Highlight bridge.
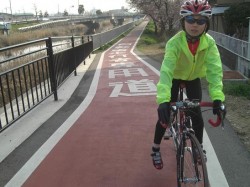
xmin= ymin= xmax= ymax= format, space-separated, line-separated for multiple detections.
xmin=16 ymin=13 xmax=144 ymax=33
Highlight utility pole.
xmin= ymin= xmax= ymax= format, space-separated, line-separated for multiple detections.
xmin=77 ymin=0 xmax=79 ymax=14
xmin=248 ymin=17 xmax=250 ymax=60
xmin=9 ymin=0 xmax=13 ymax=21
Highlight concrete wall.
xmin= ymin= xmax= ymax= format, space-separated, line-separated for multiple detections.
xmin=218 ymin=45 xmax=250 ymax=78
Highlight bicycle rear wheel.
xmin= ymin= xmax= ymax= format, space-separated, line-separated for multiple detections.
xmin=177 ymin=133 xmax=209 ymax=187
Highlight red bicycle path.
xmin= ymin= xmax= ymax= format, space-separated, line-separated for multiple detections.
xmin=20 ymin=21 xmax=177 ymax=187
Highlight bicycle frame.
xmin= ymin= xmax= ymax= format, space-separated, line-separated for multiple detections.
xmin=169 ymin=84 xmax=210 ymax=187
xmin=164 ymin=82 xmax=224 ymax=187
xmin=168 ymin=84 xmax=189 ymax=150
xmin=169 ymin=83 xmax=193 ymax=146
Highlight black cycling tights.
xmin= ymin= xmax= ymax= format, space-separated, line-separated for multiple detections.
xmin=154 ymin=78 xmax=204 ymax=145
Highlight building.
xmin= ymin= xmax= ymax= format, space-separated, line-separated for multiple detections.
xmin=0 ymin=13 xmax=12 ymax=22
xmin=0 ymin=12 xmax=34 ymax=22
xmin=210 ymin=0 xmax=250 ymax=34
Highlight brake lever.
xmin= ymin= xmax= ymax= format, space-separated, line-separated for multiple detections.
xmin=208 ymin=104 xmax=226 ymax=129
xmin=220 ymin=114 xmax=225 ymax=130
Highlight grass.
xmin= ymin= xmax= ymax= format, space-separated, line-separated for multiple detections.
xmin=0 ymin=19 xmax=128 ymax=49
xmin=223 ymin=81 xmax=250 ymax=99
xmin=10 ymin=21 xmax=41 ymax=31
xmin=137 ymin=21 xmax=166 ymax=48
xmin=135 ymin=21 xmax=166 ymax=62
xmin=0 ymin=24 xmax=87 ymax=48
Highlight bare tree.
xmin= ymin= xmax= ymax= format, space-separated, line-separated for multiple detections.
xmin=96 ymin=10 xmax=102 ymax=15
xmin=39 ymin=10 xmax=43 ymax=19
xmin=63 ymin=9 xmax=69 ymax=16
xmin=127 ymin=0 xmax=183 ymax=36
xmin=44 ymin=11 xmax=49 ymax=17
xmin=33 ymin=4 xmax=39 ymax=20
xmin=78 ymin=4 xmax=85 ymax=15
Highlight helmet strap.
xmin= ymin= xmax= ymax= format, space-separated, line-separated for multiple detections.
xmin=185 ymin=32 xmax=201 ymax=43
xmin=185 ymin=26 xmax=207 ymax=43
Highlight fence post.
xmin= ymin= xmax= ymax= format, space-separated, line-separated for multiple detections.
xmin=88 ymin=36 xmax=92 ymax=58
xmin=81 ymin=36 xmax=84 ymax=44
xmin=82 ymin=36 xmax=86 ymax=65
xmin=46 ymin=37 xmax=58 ymax=101
xmin=247 ymin=17 xmax=250 ymax=61
xmin=71 ymin=36 xmax=77 ymax=76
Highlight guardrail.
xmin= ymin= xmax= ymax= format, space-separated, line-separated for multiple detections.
xmin=208 ymin=30 xmax=249 ymax=60
xmin=18 ymin=19 xmax=70 ymax=32
xmin=208 ymin=30 xmax=250 ymax=78
xmin=0 ymin=20 xmax=139 ymax=132
xmin=91 ymin=21 xmax=136 ymax=50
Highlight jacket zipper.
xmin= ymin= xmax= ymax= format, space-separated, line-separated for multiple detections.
xmin=188 ymin=55 xmax=196 ymax=79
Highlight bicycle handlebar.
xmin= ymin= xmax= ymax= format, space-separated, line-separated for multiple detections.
xmin=171 ymin=101 xmax=225 ymax=128
xmin=208 ymin=116 xmax=222 ymax=127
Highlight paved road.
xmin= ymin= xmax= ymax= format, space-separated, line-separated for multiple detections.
xmin=0 ymin=20 xmax=249 ymax=187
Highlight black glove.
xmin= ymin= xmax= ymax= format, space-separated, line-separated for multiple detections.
xmin=213 ymin=100 xmax=223 ymax=115
xmin=157 ymin=102 xmax=170 ymax=125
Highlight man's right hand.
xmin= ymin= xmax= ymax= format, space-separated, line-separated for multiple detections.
xmin=157 ymin=102 xmax=170 ymax=125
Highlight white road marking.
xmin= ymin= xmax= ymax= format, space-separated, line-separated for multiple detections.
xmin=5 ymin=53 xmax=105 ymax=187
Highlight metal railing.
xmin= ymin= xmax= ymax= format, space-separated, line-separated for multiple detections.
xmin=0 ymin=20 xmax=140 ymax=132
xmin=209 ymin=30 xmax=249 ymax=60
xmin=208 ymin=30 xmax=250 ymax=78
xmin=91 ymin=21 xmax=136 ymax=50
xmin=0 ymin=35 xmax=93 ymax=131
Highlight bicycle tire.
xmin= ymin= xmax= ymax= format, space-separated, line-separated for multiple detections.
xmin=177 ymin=133 xmax=209 ymax=187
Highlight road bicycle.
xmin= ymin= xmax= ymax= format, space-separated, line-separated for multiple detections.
xmin=164 ymin=83 xmax=225 ymax=187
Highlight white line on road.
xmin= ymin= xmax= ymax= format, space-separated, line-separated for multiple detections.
xmin=5 ymin=53 xmax=105 ymax=187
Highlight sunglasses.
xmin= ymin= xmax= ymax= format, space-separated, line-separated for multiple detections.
xmin=185 ymin=16 xmax=207 ymax=25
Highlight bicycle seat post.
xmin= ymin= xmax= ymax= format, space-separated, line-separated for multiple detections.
xmin=179 ymin=83 xmax=186 ymax=101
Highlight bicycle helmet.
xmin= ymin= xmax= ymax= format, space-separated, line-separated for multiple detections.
xmin=180 ymin=0 xmax=212 ymax=18
xmin=180 ymin=0 xmax=211 ymax=38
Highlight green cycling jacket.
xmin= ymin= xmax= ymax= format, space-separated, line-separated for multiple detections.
xmin=156 ymin=31 xmax=225 ymax=104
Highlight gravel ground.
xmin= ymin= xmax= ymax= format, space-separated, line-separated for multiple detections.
xmin=224 ymin=95 xmax=250 ymax=152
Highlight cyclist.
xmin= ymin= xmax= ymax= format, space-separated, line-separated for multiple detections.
xmin=151 ymin=0 xmax=226 ymax=170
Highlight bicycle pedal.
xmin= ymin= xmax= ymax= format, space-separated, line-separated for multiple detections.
xmin=164 ymin=130 xmax=172 ymax=140
xmin=163 ymin=134 xmax=172 ymax=140
xmin=164 ymin=136 xmax=171 ymax=140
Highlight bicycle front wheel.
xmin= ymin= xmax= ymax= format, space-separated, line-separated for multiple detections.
xmin=177 ymin=133 xmax=209 ymax=187
xmin=171 ymin=122 xmax=180 ymax=151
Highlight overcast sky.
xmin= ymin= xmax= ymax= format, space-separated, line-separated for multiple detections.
xmin=1 ymin=0 xmax=130 ymax=14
